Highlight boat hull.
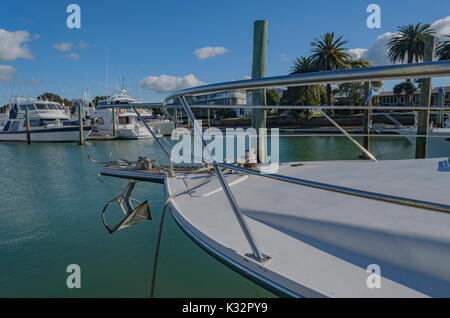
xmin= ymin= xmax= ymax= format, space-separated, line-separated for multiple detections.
xmin=0 ymin=126 xmax=91 ymax=142
xmin=165 ymin=159 xmax=450 ymax=297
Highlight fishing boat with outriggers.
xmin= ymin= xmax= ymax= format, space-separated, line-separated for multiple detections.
xmin=0 ymin=97 xmax=91 ymax=142
xmin=93 ymin=60 xmax=450 ymax=297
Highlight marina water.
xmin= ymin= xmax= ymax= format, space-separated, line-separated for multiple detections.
xmin=0 ymin=135 xmax=416 ymax=297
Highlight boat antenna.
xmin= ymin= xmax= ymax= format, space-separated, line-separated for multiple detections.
xmin=105 ymin=47 xmax=109 ymax=97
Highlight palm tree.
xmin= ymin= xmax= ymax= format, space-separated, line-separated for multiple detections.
xmin=387 ymin=23 xmax=435 ymax=105
xmin=310 ymin=32 xmax=351 ymax=112
xmin=282 ymin=56 xmax=323 ymax=118
xmin=436 ymin=37 xmax=450 ymax=60
xmin=291 ymin=56 xmax=317 ymax=74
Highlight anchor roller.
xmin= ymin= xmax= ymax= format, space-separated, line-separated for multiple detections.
xmin=102 ymin=180 xmax=152 ymax=234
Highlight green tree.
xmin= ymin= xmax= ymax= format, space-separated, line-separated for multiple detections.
xmin=393 ymin=81 xmax=417 ymax=106
xmin=281 ymin=56 xmax=323 ymax=119
xmin=387 ymin=23 xmax=435 ymax=105
xmin=337 ymin=59 xmax=383 ymax=113
xmin=310 ymin=32 xmax=351 ymax=113
xmin=266 ymin=88 xmax=280 ymax=106
xmin=92 ymin=96 xmax=108 ymax=107
xmin=37 ymin=92 xmax=64 ymax=104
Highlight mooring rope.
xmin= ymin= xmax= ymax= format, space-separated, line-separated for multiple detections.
xmin=149 ymin=175 xmax=216 ymax=298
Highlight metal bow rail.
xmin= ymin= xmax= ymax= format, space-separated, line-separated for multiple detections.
xmin=102 ymin=60 xmax=450 ymax=263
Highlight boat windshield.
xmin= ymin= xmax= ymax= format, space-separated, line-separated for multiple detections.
xmin=47 ymin=104 xmax=59 ymax=110
xmin=19 ymin=104 xmax=37 ymax=111
xmin=35 ymin=103 xmax=49 ymax=110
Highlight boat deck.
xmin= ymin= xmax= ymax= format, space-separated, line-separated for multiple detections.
xmin=165 ymin=158 xmax=450 ymax=297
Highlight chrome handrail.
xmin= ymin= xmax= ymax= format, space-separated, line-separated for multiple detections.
xmin=115 ymin=60 xmax=450 ymax=263
xmin=163 ymin=60 xmax=450 ymax=101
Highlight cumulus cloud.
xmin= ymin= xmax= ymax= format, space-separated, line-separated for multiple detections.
xmin=61 ymin=53 xmax=79 ymax=60
xmin=348 ymin=32 xmax=395 ymax=66
xmin=195 ymin=46 xmax=229 ymax=59
xmin=432 ymin=16 xmax=450 ymax=38
xmin=0 ymin=29 xmax=33 ymax=61
xmin=53 ymin=42 xmax=72 ymax=51
xmin=349 ymin=15 xmax=450 ymax=66
xmin=139 ymin=74 xmax=205 ymax=93
xmin=0 ymin=65 xmax=18 ymax=81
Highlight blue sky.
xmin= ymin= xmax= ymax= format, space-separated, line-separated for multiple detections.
xmin=1 ymin=0 xmax=449 ymax=104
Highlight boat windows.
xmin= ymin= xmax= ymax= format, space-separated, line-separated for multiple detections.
xmin=119 ymin=117 xmax=131 ymax=125
xmin=20 ymin=104 xmax=36 ymax=111
xmin=56 ymin=104 xmax=63 ymax=110
xmin=3 ymin=121 xmax=11 ymax=131
xmin=10 ymin=121 xmax=19 ymax=132
xmin=35 ymin=103 xmax=48 ymax=110
xmin=47 ymin=104 xmax=58 ymax=110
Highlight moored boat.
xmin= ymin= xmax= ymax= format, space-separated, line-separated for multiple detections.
xmin=0 ymin=98 xmax=91 ymax=142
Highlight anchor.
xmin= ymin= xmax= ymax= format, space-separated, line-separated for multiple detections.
xmin=102 ymin=180 xmax=152 ymax=234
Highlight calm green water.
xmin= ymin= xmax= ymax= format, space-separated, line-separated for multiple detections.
xmin=0 ymin=135 xmax=415 ymax=297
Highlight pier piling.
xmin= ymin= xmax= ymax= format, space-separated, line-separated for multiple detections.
xmin=251 ymin=20 xmax=268 ymax=163
xmin=415 ymin=36 xmax=436 ymax=159
xmin=25 ymin=106 xmax=31 ymax=144
xmin=78 ymin=103 xmax=84 ymax=145
xmin=112 ymin=108 xmax=117 ymax=137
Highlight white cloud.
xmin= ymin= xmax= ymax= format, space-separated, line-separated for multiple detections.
xmin=432 ymin=16 xmax=450 ymax=39
xmin=349 ymin=15 xmax=450 ymax=66
xmin=281 ymin=53 xmax=289 ymax=62
xmin=348 ymin=32 xmax=395 ymax=66
xmin=61 ymin=53 xmax=79 ymax=60
xmin=53 ymin=42 xmax=72 ymax=51
xmin=0 ymin=65 xmax=18 ymax=81
xmin=0 ymin=29 xmax=33 ymax=61
xmin=139 ymin=74 xmax=205 ymax=93
xmin=195 ymin=46 xmax=229 ymax=59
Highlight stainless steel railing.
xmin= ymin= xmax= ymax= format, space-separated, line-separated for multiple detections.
xmin=104 ymin=61 xmax=450 ymax=263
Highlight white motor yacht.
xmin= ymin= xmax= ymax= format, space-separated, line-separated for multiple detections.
xmin=89 ymin=90 xmax=162 ymax=139
xmin=0 ymin=98 xmax=91 ymax=142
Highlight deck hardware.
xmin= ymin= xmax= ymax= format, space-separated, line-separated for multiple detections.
xmin=102 ymin=180 xmax=152 ymax=234
xmin=245 ymin=253 xmax=271 ymax=264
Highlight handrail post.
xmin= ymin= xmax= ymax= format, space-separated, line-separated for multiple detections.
xmin=320 ymin=109 xmax=377 ymax=161
xmin=179 ymin=96 xmax=266 ymax=262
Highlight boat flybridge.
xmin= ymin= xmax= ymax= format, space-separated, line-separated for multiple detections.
xmin=93 ymin=60 xmax=450 ymax=297
xmin=89 ymin=89 xmax=172 ymax=139
xmin=0 ymin=97 xmax=91 ymax=142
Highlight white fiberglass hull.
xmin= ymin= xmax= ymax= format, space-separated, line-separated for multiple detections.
xmin=166 ymin=159 xmax=450 ymax=297
xmin=390 ymin=128 xmax=450 ymax=158
xmin=0 ymin=126 xmax=91 ymax=142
